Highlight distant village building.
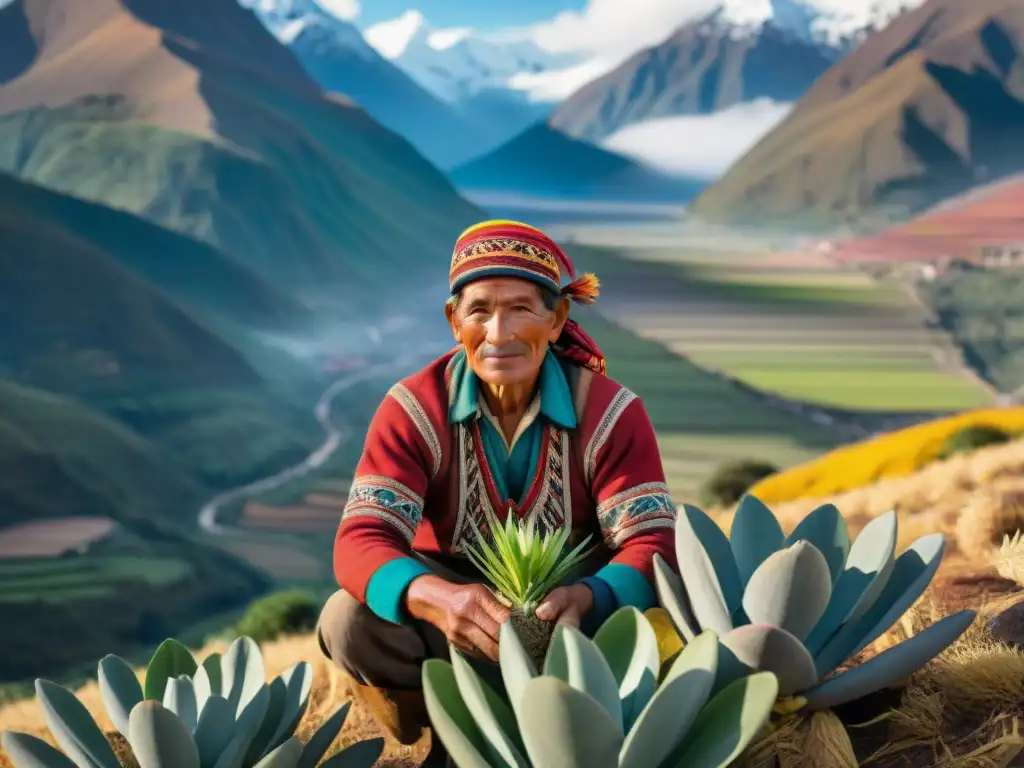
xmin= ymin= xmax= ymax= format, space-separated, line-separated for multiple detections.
xmin=978 ymin=243 xmax=1024 ymax=268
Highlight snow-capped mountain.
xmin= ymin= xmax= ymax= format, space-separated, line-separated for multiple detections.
xmin=363 ymin=10 xmax=582 ymax=105
xmin=710 ymin=0 xmax=922 ymax=50
xmin=239 ymin=0 xmax=513 ymax=168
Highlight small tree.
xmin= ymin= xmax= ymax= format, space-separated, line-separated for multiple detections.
xmin=235 ymin=589 xmax=320 ymax=643
xmin=938 ymin=424 xmax=1012 ymax=460
xmin=700 ymin=459 xmax=779 ymax=508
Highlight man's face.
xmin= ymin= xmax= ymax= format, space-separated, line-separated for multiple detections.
xmin=447 ymin=277 xmax=569 ymax=387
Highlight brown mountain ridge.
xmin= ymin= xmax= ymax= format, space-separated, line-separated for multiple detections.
xmin=0 ymin=0 xmax=481 ymax=301
xmin=691 ymin=0 xmax=1024 ymax=231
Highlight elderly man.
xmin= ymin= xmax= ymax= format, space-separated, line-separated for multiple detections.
xmin=317 ymin=220 xmax=677 ymax=764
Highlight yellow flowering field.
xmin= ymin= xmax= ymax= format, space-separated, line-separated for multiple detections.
xmin=749 ymin=407 xmax=1024 ymax=502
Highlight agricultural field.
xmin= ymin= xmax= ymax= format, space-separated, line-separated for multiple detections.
xmin=0 ymin=554 xmax=191 ymax=604
xmin=562 ymin=226 xmax=993 ymax=412
xmin=0 ymin=516 xmax=115 ymax=558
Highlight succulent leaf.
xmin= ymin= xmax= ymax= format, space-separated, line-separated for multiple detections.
xmin=98 ymin=654 xmax=143 ymax=736
xmin=221 ymin=637 xmax=266 ymax=717
xmin=544 ymin=625 xmax=624 ymax=734
xmin=653 ymin=554 xmax=699 ymax=642
xmin=803 ymin=609 xmax=976 ymax=710
xmin=802 ymin=510 xmax=898 ymax=656
xmin=672 ymin=672 xmax=780 ymax=768
xmin=422 ymin=659 xmax=494 ymax=768
xmin=162 ymin=676 xmax=198 ymax=734
xmin=516 ymin=677 xmax=621 ymax=768
xmin=202 ymin=654 xmax=224 ymax=699
xmin=719 ymin=625 xmax=818 ymax=696
xmin=742 ymin=541 xmax=832 ymax=641
xmin=814 ymin=533 xmax=946 ymax=677
xmin=297 ymin=701 xmax=351 ymax=768
xmin=729 ymin=495 xmax=784 ymax=586
xmin=318 ymin=738 xmax=386 ymax=767
xmin=450 ymin=650 xmax=528 ymax=767
xmin=498 ymin=621 xmax=538 ymax=725
xmin=143 ymin=640 xmax=198 ymax=702
xmin=252 ymin=736 xmax=302 ymax=767
xmin=211 ymin=685 xmax=271 ymax=768
xmin=0 ymin=731 xmax=78 ymax=768
xmin=673 ymin=511 xmax=734 ymax=634
xmin=785 ymin=503 xmax=850 ymax=584
xmin=618 ymin=630 xmax=718 ymax=768
xmin=682 ymin=504 xmax=745 ymax=614
xmin=127 ymin=700 xmax=200 ymax=768
xmin=266 ymin=662 xmax=313 ymax=753
xmin=244 ymin=676 xmax=288 ymax=764
xmin=193 ymin=695 xmax=235 ymax=766
xmin=35 ymin=679 xmax=120 ymax=768
xmin=592 ymin=606 xmax=660 ymax=730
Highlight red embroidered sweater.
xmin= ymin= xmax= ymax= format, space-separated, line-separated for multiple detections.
xmin=333 ymin=347 xmax=678 ymax=626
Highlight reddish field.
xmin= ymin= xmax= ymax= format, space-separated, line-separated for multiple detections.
xmin=0 ymin=516 xmax=115 ymax=558
xmin=240 ymin=499 xmax=342 ymax=533
xmin=833 ymin=175 xmax=1024 ymax=263
xmin=218 ymin=539 xmax=325 ymax=581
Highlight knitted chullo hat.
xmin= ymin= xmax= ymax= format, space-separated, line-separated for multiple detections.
xmin=449 ymin=219 xmax=607 ymax=375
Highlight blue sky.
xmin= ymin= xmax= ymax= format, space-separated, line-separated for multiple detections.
xmin=355 ymin=0 xmax=585 ymax=31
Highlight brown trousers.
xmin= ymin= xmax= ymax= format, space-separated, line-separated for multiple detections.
xmin=316 ymin=550 xmax=604 ymax=743
xmin=316 ymin=553 xmax=507 ymax=743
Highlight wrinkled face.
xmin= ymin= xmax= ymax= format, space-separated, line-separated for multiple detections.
xmin=447 ymin=277 xmax=569 ymax=387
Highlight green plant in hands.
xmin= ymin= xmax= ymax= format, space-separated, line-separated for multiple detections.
xmin=0 ymin=635 xmax=383 ymax=768
xmin=423 ymin=606 xmax=779 ymax=767
xmin=464 ymin=506 xmax=594 ymax=665
xmin=654 ymin=494 xmax=976 ymax=712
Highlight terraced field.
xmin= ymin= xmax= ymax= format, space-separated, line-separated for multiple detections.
xmin=561 ymin=226 xmax=993 ymax=412
xmin=0 ymin=555 xmax=191 ymax=603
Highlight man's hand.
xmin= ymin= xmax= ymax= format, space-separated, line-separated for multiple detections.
xmin=535 ymin=583 xmax=595 ymax=630
xmin=405 ymin=575 xmax=510 ymax=661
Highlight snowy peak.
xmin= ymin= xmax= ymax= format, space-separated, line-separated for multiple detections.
xmin=364 ymin=11 xmax=581 ymax=104
xmin=706 ymin=0 xmax=923 ymax=48
xmin=240 ymin=0 xmax=376 ymax=59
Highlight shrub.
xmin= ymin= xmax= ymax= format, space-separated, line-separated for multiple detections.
xmin=235 ymin=590 xmax=320 ymax=643
xmin=937 ymin=424 xmax=1012 ymax=460
xmin=700 ymin=459 xmax=779 ymax=508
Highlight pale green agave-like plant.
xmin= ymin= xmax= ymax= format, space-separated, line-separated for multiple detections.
xmin=0 ymin=635 xmax=383 ymax=768
xmin=654 ymin=495 xmax=977 ymax=711
xmin=423 ymin=605 xmax=780 ymax=768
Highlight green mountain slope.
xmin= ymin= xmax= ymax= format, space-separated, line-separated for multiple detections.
xmin=0 ymin=171 xmax=311 ymax=331
xmin=0 ymin=0 xmax=482 ymax=299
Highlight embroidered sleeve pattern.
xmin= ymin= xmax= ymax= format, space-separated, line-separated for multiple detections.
xmin=343 ymin=475 xmax=424 ymax=543
xmin=597 ymin=481 xmax=676 ymax=549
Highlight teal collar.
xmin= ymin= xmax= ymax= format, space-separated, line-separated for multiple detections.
xmin=448 ymin=348 xmax=577 ymax=429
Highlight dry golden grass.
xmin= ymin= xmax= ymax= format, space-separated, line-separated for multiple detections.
xmin=750 ymin=411 xmax=1024 ymax=504
xmin=710 ymin=438 xmax=1024 ymax=573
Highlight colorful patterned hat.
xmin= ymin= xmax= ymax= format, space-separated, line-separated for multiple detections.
xmin=449 ymin=219 xmax=600 ymax=305
xmin=449 ymin=219 xmax=607 ymax=375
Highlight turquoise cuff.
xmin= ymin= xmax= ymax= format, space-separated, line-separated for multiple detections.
xmin=593 ymin=563 xmax=657 ymax=613
xmin=577 ymin=576 xmax=617 ymax=637
xmin=365 ymin=557 xmax=433 ymax=625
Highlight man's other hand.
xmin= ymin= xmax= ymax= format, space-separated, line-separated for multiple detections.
xmin=535 ymin=583 xmax=594 ymax=630
xmin=405 ymin=575 xmax=510 ymax=661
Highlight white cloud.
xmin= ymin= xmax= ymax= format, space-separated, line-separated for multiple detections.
xmin=313 ymin=0 xmax=360 ymax=21
xmin=601 ymin=99 xmax=793 ymax=179
xmin=528 ymin=0 xmax=722 ymax=58
xmin=507 ymin=58 xmax=621 ymax=103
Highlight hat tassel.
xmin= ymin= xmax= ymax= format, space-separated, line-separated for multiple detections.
xmin=561 ymin=272 xmax=600 ymax=306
